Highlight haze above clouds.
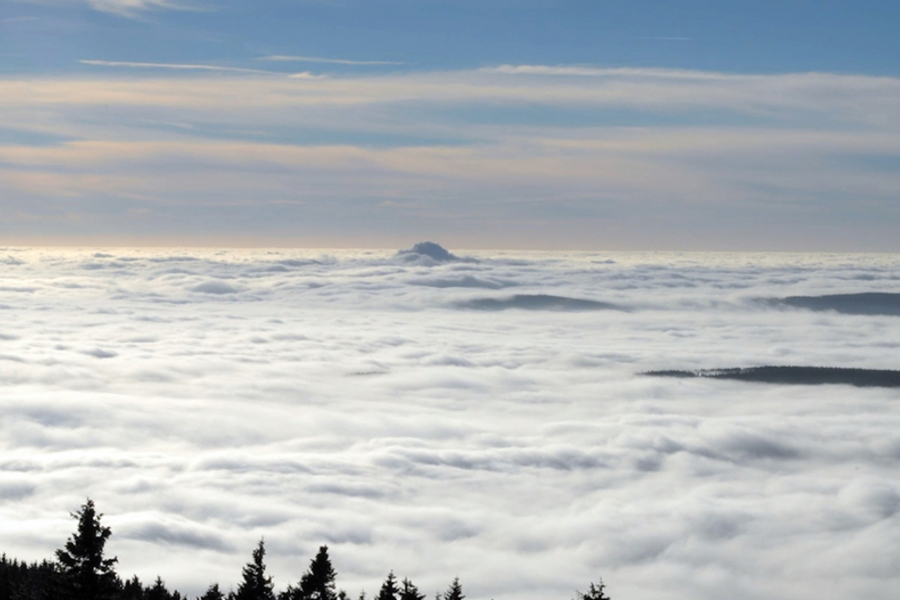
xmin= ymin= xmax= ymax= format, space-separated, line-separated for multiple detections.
xmin=2 ymin=1 xmax=900 ymax=249
xmin=2 ymin=2 xmax=900 ymax=598
xmin=1 ymin=247 xmax=899 ymax=599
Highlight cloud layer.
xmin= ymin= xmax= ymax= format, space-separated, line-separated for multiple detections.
xmin=1 ymin=65 xmax=899 ymax=249
xmin=1 ymin=248 xmax=899 ymax=599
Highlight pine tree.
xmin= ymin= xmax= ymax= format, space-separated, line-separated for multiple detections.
xmin=294 ymin=546 xmax=337 ymax=600
xmin=442 ymin=579 xmax=463 ymax=600
xmin=120 ymin=575 xmax=144 ymax=600
xmin=55 ymin=498 xmax=119 ymax=600
xmin=575 ymin=580 xmax=610 ymax=600
xmin=234 ymin=540 xmax=275 ymax=600
xmin=147 ymin=576 xmax=172 ymax=600
xmin=200 ymin=583 xmax=226 ymax=600
xmin=399 ymin=578 xmax=425 ymax=600
xmin=0 ymin=555 xmax=59 ymax=600
xmin=376 ymin=572 xmax=399 ymax=600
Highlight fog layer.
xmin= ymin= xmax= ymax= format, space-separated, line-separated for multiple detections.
xmin=1 ymin=248 xmax=899 ymax=600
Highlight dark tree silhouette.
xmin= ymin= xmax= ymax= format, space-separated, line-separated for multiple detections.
xmin=56 ymin=498 xmax=119 ymax=600
xmin=147 ymin=576 xmax=172 ymax=600
xmin=442 ymin=578 xmax=463 ymax=600
xmin=120 ymin=575 xmax=144 ymax=600
xmin=0 ymin=555 xmax=59 ymax=600
xmin=399 ymin=578 xmax=424 ymax=600
xmin=575 ymin=580 xmax=610 ymax=600
xmin=376 ymin=572 xmax=399 ymax=600
xmin=234 ymin=540 xmax=275 ymax=600
xmin=285 ymin=545 xmax=337 ymax=600
xmin=200 ymin=582 xmax=226 ymax=600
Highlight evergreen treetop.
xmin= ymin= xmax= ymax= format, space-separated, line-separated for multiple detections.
xmin=399 ymin=578 xmax=425 ymax=600
xmin=55 ymin=498 xmax=119 ymax=600
xmin=575 ymin=579 xmax=610 ymax=600
xmin=200 ymin=582 xmax=226 ymax=600
xmin=376 ymin=572 xmax=399 ymax=600
xmin=147 ymin=576 xmax=171 ymax=600
xmin=234 ymin=540 xmax=276 ymax=600
xmin=442 ymin=578 xmax=464 ymax=600
xmin=295 ymin=545 xmax=337 ymax=600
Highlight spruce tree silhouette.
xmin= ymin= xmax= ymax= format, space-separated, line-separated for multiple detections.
xmin=200 ymin=582 xmax=226 ymax=600
xmin=55 ymin=498 xmax=119 ymax=600
xmin=376 ymin=572 xmax=399 ymax=600
xmin=121 ymin=575 xmax=144 ymax=600
xmin=575 ymin=580 xmax=610 ymax=600
xmin=442 ymin=578 xmax=464 ymax=600
xmin=235 ymin=540 xmax=276 ymax=600
xmin=147 ymin=576 xmax=171 ymax=600
xmin=284 ymin=545 xmax=337 ymax=600
xmin=399 ymin=578 xmax=425 ymax=600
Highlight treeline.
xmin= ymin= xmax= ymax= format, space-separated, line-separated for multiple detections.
xmin=0 ymin=500 xmax=610 ymax=600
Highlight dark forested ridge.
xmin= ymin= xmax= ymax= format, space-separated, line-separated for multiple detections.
xmin=766 ymin=292 xmax=900 ymax=316
xmin=644 ymin=366 xmax=900 ymax=388
xmin=454 ymin=294 xmax=623 ymax=312
xmin=1 ymin=500 xmax=610 ymax=600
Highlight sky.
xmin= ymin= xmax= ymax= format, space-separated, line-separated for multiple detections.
xmin=1 ymin=0 xmax=898 ymax=250
xmin=1 ymin=246 xmax=900 ymax=599
xmin=3 ymin=5 xmax=900 ymax=598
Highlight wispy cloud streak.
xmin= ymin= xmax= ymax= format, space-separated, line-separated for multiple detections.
xmin=84 ymin=0 xmax=189 ymax=17
xmin=1 ymin=64 xmax=899 ymax=249
xmin=79 ymin=59 xmax=278 ymax=75
xmin=1 ymin=16 xmax=38 ymax=23
xmin=259 ymin=55 xmax=404 ymax=66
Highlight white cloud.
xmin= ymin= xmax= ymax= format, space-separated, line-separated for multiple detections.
xmin=1 ymin=249 xmax=900 ymax=599
xmin=1 ymin=16 xmax=38 ymax=23
xmin=11 ymin=0 xmax=202 ymax=17
xmin=86 ymin=0 xmax=189 ymax=17
xmin=259 ymin=55 xmax=405 ymax=66
xmin=0 ymin=65 xmax=899 ymax=249
xmin=80 ymin=59 xmax=278 ymax=75
xmin=4 ymin=66 xmax=899 ymax=119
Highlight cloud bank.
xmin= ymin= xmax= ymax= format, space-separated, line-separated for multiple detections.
xmin=1 ymin=248 xmax=899 ymax=599
xmin=1 ymin=65 xmax=899 ymax=249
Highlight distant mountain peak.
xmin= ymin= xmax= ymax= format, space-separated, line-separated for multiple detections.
xmin=397 ymin=241 xmax=458 ymax=262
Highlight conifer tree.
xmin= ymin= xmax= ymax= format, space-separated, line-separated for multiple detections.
xmin=293 ymin=546 xmax=337 ymax=600
xmin=442 ymin=578 xmax=463 ymax=600
xmin=575 ymin=580 xmax=610 ymax=600
xmin=120 ymin=575 xmax=144 ymax=600
xmin=200 ymin=583 xmax=226 ymax=600
xmin=147 ymin=576 xmax=171 ymax=600
xmin=399 ymin=578 xmax=425 ymax=600
xmin=234 ymin=540 xmax=275 ymax=600
xmin=55 ymin=498 xmax=119 ymax=600
xmin=376 ymin=572 xmax=399 ymax=600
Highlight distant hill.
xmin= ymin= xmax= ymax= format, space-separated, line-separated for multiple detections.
xmin=767 ymin=293 xmax=900 ymax=316
xmin=645 ymin=366 xmax=900 ymax=387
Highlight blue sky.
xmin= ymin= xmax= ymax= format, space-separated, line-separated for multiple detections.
xmin=6 ymin=1 xmax=900 ymax=75
xmin=2 ymin=1 xmax=899 ymax=249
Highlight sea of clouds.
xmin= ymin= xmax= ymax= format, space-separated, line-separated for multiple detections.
xmin=1 ymin=246 xmax=899 ymax=600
